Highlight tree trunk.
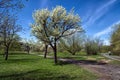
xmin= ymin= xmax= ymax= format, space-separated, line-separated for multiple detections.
xmin=44 ymin=44 xmax=48 ymax=58
xmin=27 ymin=50 xmax=29 ymax=54
xmin=5 ymin=46 xmax=9 ymax=60
xmin=72 ymin=52 xmax=75 ymax=55
xmin=27 ymin=46 xmax=30 ymax=54
xmin=53 ymin=41 xmax=57 ymax=64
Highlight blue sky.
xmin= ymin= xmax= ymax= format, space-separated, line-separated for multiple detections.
xmin=18 ymin=0 xmax=120 ymax=45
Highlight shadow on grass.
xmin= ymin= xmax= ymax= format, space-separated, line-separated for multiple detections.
xmin=8 ymin=58 xmax=39 ymax=62
xmin=57 ymin=59 xmax=107 ymax=65
xmin=62 ymin=56 xmax=87 ymax=60
xmin=0 ymin=52 xmax=28 ymax=55
xmin=0 ymin=69 xmax=75 ymax=80
xmin=57 ymin=60 xmax=72 ymax=65
xmin=0 ymin=57 xmax=40 ymax=64
xmin=0 ymin=69 xmax=40 ymax=78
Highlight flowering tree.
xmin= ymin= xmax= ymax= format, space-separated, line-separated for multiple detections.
xmin=31 ymin=6 xmax=83 ymax=64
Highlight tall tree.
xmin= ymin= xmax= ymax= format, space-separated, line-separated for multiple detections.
xmin=0 ymin=0 xmax=25 ymax=60
xmin=31 ymin=6 xmax=83 ymax=64
xmin=0 ymin=14 xmax=21 ymax=60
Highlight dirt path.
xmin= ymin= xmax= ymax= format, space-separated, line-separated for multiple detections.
xmin=58 ymin=58 xmax=120 ymax=80
xmin=102 ymin=53 xmax=120 ymax=61
xmin=80 ymin=63 xmax=120 ymax=80
xmin=38 ymin=55 xmax=120 ymax=80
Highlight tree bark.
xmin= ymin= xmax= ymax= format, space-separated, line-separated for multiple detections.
xmin=3 ymin=47 xmax=6 ymax=57
xmin=53 ymin=40 xmax=57 ymax=64
xmin=5 ymin=46 xmax=9 ymax=60
xmin=26 ymin=46 xmax=30 ymax=54
xmin=27 ymin=50 xmax=29 ymax=54
xmin=44 ymin=44 xmax=48 ymax=58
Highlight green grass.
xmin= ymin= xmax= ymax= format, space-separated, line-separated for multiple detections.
xmin=0 ymin=52 xmax=97 ymax=80
xmin=46 ymin=52 xmax=108 ymax=61
xmin=109 ymin=60 xmax=120 ymax=66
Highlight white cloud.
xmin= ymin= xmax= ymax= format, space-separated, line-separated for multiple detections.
xmin=83 ymin=0 xmax=117 ymax=28
xmin=94 ymin=26 xmax=112 ymax=37
xmin=94 ymin=20 xmax=120 ymax=37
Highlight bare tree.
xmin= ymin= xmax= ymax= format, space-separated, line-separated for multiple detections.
xmin=0 ymin=0 xmax=24 ymax=9
xmin=0 ymin=0 xmax=24 ymax=19
xmin=0 ymin=0 xmax=26 ymax=60
xmin=0 ymin=14 xmax=21 ymax=60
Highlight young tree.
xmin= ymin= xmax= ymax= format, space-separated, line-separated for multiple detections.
xmin=43 ymin=42 xmax=48 ymax=58
xmin=32 ymin=38 xmax=48 ymax=58
xmin=9 ymin=35 xmax=22 ymax=51
xmin=31 ymin=6 xmax=83 ymax=64
xmin=21 ymin=39 xmax=33 ymax=54
xmin=0 ymin=14 xmax=21 ymax=60
xmin=60 ymin=34 xmax=83 ymax=55
xmin=84 ymin=38 xmax=102 ymax=55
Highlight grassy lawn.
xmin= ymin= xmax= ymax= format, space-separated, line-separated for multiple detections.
xmin=46 ymin=52 xmax=109 ymax=61
xmin=0 ymin=52 xmax=97 ymax=80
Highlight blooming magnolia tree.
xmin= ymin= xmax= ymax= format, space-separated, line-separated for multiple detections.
xmin=31 ymin=6 xmax=83 ymax=64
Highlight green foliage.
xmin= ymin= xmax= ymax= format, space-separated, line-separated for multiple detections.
xmin=111 ymin=24 xmax=120 ymax=55
xmin=84 ymin=38 xmax=102 ymax=55
xmin=9 ymin=35 xmax=22 ymax=51
xmin=59 ymin=34 xmax=83 ymax=55
xmin=0 ymin=52 xmax=97 ymax=80
xmin=100 ymin=45 xmax=111 ymax=53
xmin=110 ymin=60 xmax=120 ymax=66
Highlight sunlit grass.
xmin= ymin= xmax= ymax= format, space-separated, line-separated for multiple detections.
xmin=46 ymin=52 xmax=109 ymax=61
xmin=0 ymin=52 xmax=97 ymax=80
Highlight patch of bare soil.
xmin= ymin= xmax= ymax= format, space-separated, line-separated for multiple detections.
xmin=59 ymin=58 xmax=120 ymax=80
